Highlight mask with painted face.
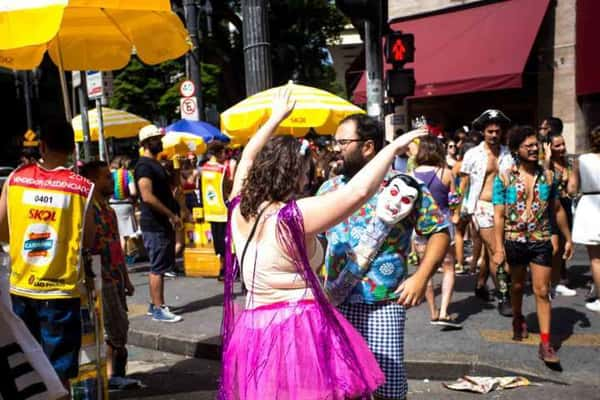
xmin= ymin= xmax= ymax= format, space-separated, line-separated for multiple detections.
xmin=376 ymin=174 xmax=420 ymax=225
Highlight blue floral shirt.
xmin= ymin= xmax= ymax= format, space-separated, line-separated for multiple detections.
xmin=317 ymin=171 xmax=449 ymax=304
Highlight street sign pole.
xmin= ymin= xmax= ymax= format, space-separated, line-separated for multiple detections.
xmin=184 ymin=0 xmax=205 ymax=120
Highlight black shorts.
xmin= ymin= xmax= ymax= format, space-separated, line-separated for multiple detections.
xmin=505 ymin=240 xmax=552 ymax=267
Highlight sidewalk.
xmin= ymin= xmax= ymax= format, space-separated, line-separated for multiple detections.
xmin=125 ymin=246 xmax=600 ymax=385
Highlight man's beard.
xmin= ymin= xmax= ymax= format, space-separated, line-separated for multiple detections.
xmin=339 ymin=152 xmax=366 ymax=178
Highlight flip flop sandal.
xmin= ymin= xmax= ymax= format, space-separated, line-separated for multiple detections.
xmin=437 ymin=315 xmax=463 ymax=329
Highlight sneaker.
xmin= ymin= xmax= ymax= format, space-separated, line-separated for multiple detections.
xmin=108 ymin=376 xmax=142 ymax=390
xmin=454 ymin=263 xmax=466 ymax=275
xmin=152 ymin=305 xmax=182 ymax=323
xmin=538 ymin=342 xmax=560 ymax=364
xmin=498 ymin=300 xmax=513 ymax=317
xmin=512 ymin=314 xmax=528 ymax=341
xmin=147 ymin=303 xmax=154 ymax=316
xmin=555 ymin=284 xmax=577 ymax=297
xmin=585 ymin=299 xmax=600 ymax=313
xmin=164 ymin=271 xmax=177 ymax=278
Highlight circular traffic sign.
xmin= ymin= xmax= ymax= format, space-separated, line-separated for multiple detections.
xmin=180 ymin=80 xmax=196 ymax=97
xmin=182 ymin=97 xmax=197 ymax=115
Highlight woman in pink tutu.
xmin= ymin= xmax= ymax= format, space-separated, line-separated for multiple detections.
xmin=219 ymin=86 xmax=427 ymax=400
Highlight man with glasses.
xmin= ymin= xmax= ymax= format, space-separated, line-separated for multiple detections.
xmin=459 ymin=110 xmax=514 ymax=316
xmin=492 ymin=125 xmax=572 ymax=363
xmin=318 ymin=114 xmax=450 ymax=400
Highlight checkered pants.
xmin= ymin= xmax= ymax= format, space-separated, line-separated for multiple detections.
xmin=339 ymin=302 xmax=407 ymax=399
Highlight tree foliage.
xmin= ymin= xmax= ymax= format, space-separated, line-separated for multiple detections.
xmin=109 ymin=57 xmax=220 ymax=124
xmin=109 ymin=0 xmax=346 ymax=122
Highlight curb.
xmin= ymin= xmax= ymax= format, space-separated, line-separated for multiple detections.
xmin=128 ymin=328 xmax=570 ymax=385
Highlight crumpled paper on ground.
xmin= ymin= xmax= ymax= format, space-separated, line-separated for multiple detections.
xmin=443 ymin=376 xmax=531 ymax=394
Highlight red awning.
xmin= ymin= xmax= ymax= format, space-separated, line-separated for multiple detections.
xmin=352 ymin=0 xmax=550 ymax=103
xmin=576 ymin=0 xmax=600 ymax=96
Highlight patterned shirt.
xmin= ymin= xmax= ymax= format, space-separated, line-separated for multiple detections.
xmin=492 ymin=168 xmax=557 ymax=242
xmin=318 ymin=171 xmax=449 ymax=304
xmin=90 ymin=199 xmax=126 ymax=284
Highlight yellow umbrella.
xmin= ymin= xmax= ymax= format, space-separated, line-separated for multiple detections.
xmin=220 ymin=81 xmax=365 ymax=139
xmin=0 ymin=0 xmax=190 ymax=71
xmin=72 ymin=107 xmax=149 ymax=142
xmin=161 ymin=131 xmax=207 ymax=158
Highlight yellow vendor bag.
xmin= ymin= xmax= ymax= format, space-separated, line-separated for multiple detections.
xmin=200 ymin=161 xmax=227 ymax=223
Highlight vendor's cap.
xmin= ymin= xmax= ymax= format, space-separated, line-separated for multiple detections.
xmin=139 ymin=124 xmax=163 ymax=143
xmin=472 ymin=109 xmax=511 ymax=130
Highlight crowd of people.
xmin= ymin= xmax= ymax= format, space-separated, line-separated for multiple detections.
xmin=1 ymin=91 xmax=599 ymax=399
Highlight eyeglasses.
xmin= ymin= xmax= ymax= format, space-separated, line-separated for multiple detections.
xmin=448 ymin=144 xmax=456 ymax=148
xmin=520 ymin=143 xmax=539 ymax=150
xmin=332 ymin=138 xmax=366 ymax=147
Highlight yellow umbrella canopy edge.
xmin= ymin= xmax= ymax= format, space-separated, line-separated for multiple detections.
xmin=0 ymin=0 xmax=67 ymax=50
xmin=72 ymin=107 xmax=150 ymax=141
xmin=0 ymin=0 xmax=191 ymax=71
xmin=220 ymin=82 xmax=365 ymax=139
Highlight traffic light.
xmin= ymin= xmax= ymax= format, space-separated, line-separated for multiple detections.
xmin=335 ymin=0 xmax=387 ymax=25
xmin=386 ymin=69 xmax=415 ymax=99
xmin=385 ymin=31 xmax=415 ymax=100
xmin=385 ymin=32 xmax=414 ymax=65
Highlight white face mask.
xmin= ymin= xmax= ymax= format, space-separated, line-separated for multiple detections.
xmin=376 ymin=176 xmax=419 ymax=225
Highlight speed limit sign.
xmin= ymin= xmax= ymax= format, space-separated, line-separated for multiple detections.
xmin=179 ymin=80 xmax=196 ymax=97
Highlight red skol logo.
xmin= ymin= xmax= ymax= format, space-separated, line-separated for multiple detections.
xmin=28 ymin=209 xmax=57 ymax=222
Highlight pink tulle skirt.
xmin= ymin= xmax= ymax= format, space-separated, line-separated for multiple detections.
xmin=220 ymin=299 xmax=384 ymax=400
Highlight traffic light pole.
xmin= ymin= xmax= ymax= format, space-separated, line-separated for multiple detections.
xmin=364 ymin=12 xmax=384 ymax=123
xmin=242 ymin=0 xmax=272 ymax=96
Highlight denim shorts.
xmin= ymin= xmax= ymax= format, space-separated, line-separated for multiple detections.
xmin=143 ymin=230 xmax=175 ymax=275
xmin=505 ymin=240 xmax=553 ymax=268
xmin=11 ymin=295 xmax=81 ymax=381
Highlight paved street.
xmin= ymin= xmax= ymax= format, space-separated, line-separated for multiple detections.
xmin=114 ymin=346 xmax=600 ymax=399
xmin=124 ymin=245 xmax=600 ymax=389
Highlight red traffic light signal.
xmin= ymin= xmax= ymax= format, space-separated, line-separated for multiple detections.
xmin=385 ymin=32 xmax=414 ymax=65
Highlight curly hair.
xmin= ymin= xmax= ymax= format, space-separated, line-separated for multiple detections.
xmin=240 ymin=136 xmax=311 ymax=219
xmin=507 ymin=125 xmax=537 ymax=153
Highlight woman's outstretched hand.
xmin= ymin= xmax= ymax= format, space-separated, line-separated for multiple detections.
xmin=270 ymin=83 xmax=296 ymax=123
xmin=391 ymin=128 xmax=428 ymax=154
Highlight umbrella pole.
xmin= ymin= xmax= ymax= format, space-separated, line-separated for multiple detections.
xmin=96 ymin=98 xmax=109 ymax=163
xmin=55 ymin=35 xmax=79 ymax=166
